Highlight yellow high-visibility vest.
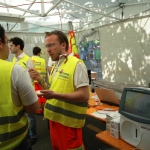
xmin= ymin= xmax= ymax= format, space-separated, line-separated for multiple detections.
xmin=31 ymin=56 xmax=46 ymax=79
xmin=44 ymin=56 xmax=88 ymax=128
xmin=0 ymin=60 xmax=28 ymax=149
xmin=13 ymin=54 xmax=30 ymax=69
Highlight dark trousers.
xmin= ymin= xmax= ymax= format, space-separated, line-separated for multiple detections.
xmin=13 ymin=137 xmax=32 ymax=150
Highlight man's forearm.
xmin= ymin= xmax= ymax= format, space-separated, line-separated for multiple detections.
xmin=54 ymin=86 xmax=89 ymax=102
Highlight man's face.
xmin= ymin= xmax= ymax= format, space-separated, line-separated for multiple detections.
xmin=45 ymin=34 xmax=64 ymax=61
xmin=0 ymin=34 xmax=9 ymax=60
xmin=9 ymin=41 xmax=18 ymax=54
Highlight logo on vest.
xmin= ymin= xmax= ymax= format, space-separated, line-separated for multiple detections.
xmin=58 ymin=70 xmax=69 ymax=81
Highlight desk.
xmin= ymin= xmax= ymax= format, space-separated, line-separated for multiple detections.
xmin=87 ymin=93 xmax=119 ymax=122
xmin=87 ymin=93 xmax=135 ymax=150
xmin=84 ymin=93 xmax=119 ymax=150
xmin=96 ymin=130 xmax=135 ymax=150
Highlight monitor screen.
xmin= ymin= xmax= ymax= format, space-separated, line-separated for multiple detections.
xmin=124 ymin=91 xmax=150 ymax=119
xmin=119 ymin=87 xmax=150 ymax=124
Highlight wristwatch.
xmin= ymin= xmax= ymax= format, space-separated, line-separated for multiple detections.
xmin=38 ymin=78 xmax=45 ymax=86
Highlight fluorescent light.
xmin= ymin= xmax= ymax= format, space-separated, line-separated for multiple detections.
xmin=0 ymin=13 xmax=25 ymax=22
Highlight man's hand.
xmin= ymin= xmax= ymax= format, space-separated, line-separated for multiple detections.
xmin=40 ymin=90 xmax=55 ymax=99
xmin=39 ymin=86 xmax=89 ymax=102
xmin=28 ymin=68 xmax=41 ymax=82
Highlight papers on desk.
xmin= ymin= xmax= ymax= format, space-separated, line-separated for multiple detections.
xmin=91 ymin=111 xmax=107 ymax=119
xmin=91 ymin=109 xmax=118 ymax=119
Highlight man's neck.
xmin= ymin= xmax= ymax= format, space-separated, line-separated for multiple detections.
xmin=59 ymin=53 xmax=68 ymax=59
xmin=16 ymin=50 xmax=23 ymax=57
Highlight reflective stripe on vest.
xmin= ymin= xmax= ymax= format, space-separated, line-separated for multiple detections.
xmin=45 ymin=103 xmax=86 ymax=120
xmin=0 ymin=122 xmax=28 ymax=142
xmin=0 ymin=109 xmax=24 ymax=125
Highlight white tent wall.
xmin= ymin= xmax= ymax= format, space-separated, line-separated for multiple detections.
xmin=6 ymin=15 xmax=150 ymax=87
xmin=7 ymin=32 xmax=49 ymax=65
xmin=99 ymin=16 xmax=150 ymax=87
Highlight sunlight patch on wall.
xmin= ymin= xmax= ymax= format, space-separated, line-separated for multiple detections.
xmin=116 ymin=26 xmax=121 ymax=33
xmin=145 ymin=56 xmax=150 ymax=64
xmin=138 ymin=17 xmax=150 ymax=35
xmin=127 ymin=56 xmax=132 ymax=69
xmin=110 ymin=74 xmax=115 ymax=82
xmin=119 ymin=49 xmax=132 ymax=65
xmin=136 ymin=79 xmax=146 ymax=86
xmin=103 ymin=60 xmax=116 ymax=81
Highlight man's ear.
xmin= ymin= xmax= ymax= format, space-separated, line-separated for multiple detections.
xmin=61 ymin=42 xmax=66 ymax=48
xmin=16 ymin=44 xmax=20 ymax=50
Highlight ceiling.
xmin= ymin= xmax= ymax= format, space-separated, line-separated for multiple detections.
xmin=0 ymin=0 xmax=150 ymax=34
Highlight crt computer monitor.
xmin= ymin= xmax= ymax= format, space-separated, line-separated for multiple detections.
xmin=119 ymin=87 xmax=150 ymax=124
xmin=119 ymin=87 xmax=150 ymax=150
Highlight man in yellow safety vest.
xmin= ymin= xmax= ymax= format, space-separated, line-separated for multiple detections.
xmin=31 ymin=46 xmax=47 ymax=114
xmin=0 ymin=25 xmax=39 ymax=149
xmin=9 ymin=37 xmax=38 ymax=145
xmin=28 ymin=30 xmax=90 ymax=150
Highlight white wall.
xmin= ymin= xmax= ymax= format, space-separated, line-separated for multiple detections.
xmin=99 ymin=16 xmax=150 ymax=87
xmin=7 ymin=17 xmax=150 ymax=87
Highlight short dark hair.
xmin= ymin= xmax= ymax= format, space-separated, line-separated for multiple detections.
xmin=0 ymin=24 xmax=5 ymax=44
xmin=9 ymin=37 xmax=24 ymax=50
xmin=33 ymin=46 xmax=41 ymax=55
xmin=45 ymin=30 xmax=69 ymax=51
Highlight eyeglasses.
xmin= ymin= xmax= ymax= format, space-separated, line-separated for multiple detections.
xmin=45 ymin=43 xmax=59 ymax=48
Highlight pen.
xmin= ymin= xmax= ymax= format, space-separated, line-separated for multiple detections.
xmin=96 ymin=110 xmax=111 ymax=114
xmin=102 ymin=108 xmax=115 ymax=111
xmin=102 ymin=109 xmax=115 ymax=111
xmin=96 ymin=109 xmax=116 ymax=114
xmin=22 ymin=62 xmax=30 ymax=69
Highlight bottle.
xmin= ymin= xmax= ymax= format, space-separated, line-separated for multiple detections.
xmin=94 ymin=92 xmax=99 ymax=106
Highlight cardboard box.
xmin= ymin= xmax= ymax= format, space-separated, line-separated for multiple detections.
xmin=106 ymin=116 xmax=112 ymax=124
xmin=110 ymin=117 xmax=120 ymax=132
xmin=106 ymin=123 xmax=110 ymax=131
xmin=106 ymin=115 xmax=112 ymax=131
xmin=110 ymin=128 xmax=120 ymax=139
xmin=106 ymin=111 xmax=120 ymax=119
xmin=106 ymin=112 xmax=120 ymax=132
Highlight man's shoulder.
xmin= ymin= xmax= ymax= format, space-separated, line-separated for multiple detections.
xmin=13 ymin=64 xmax=25 ymax=71
xmin=39 ymin=57 xmax=45 ymax=61
xmin=12 ymin=64 xmax=25 ymax=78
xmin=0 ymin=60 xmax=14 ymax=67
xmin=31 ymin=56 xmax=44 ymax=60
xmin=68 ymin=55 xmax=79 ymax=61
xmin=24 ymin=53 xmax=30 ymax=58
xmin=68 ymin=56 xmax=84 ymax=65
